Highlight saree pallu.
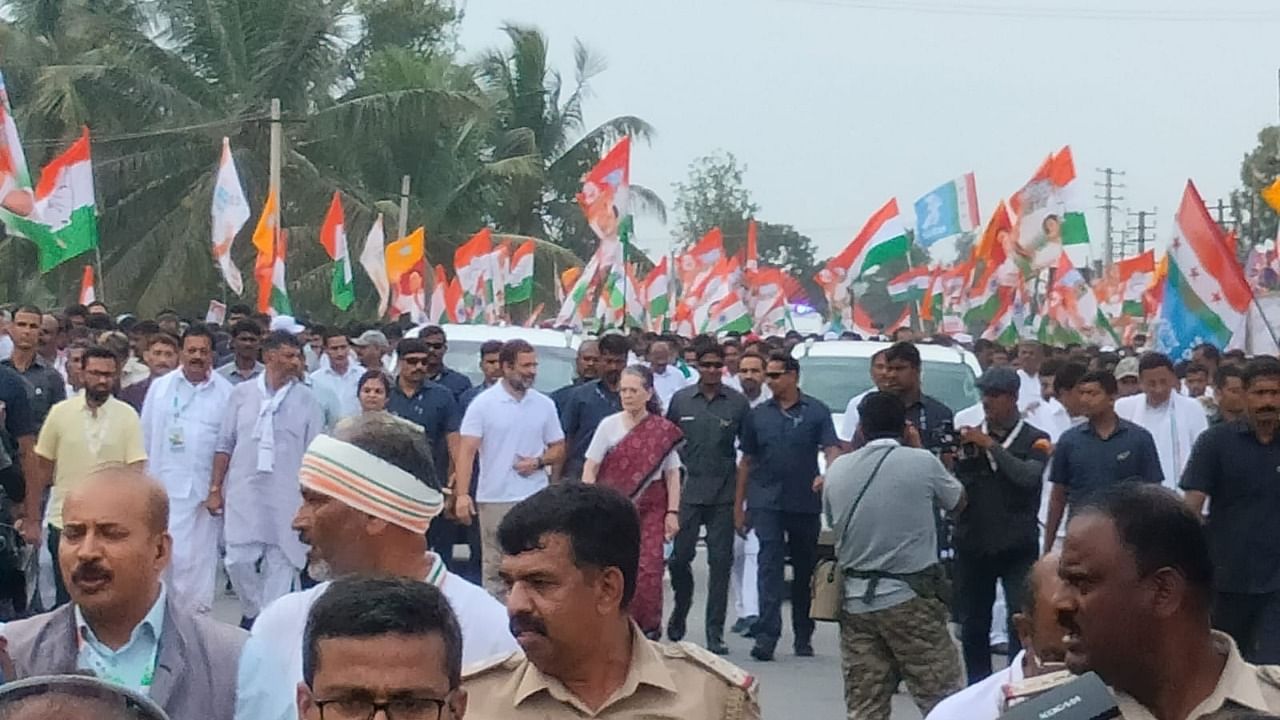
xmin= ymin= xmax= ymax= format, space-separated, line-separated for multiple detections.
xmin=597 ymin=414 xmax=683 ymax=636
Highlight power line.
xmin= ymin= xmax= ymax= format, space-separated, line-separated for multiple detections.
xmin=20 ymin=113 xmax=272 ymax=149
xmin=774 ymin=0 xmax=1280 ymax=23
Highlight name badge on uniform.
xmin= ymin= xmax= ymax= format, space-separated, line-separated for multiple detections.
xmin=168 ymin=425 xmax=186 ymax=452
xmin=680 ymin=416 xmax=695 ymax=422
xmin=1116 ymin=450 xmax=1131 ymax=461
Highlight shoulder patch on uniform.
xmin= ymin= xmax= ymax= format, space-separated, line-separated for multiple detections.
xmin=1256 ymin=664 xmax=1280 ymax=690
xmin=462 ymin=650 xmax=523 ymax=679
xmin=664 ymin=641 xmax=757 ymax=691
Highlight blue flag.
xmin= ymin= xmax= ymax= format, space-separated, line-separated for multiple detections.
xmin=914 ymin=174 xmax=980 ymax=247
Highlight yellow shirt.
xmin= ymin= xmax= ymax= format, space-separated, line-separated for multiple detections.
xmin=35 ymin=393 xmax=147 ymax=528
xmin=462 ymin=623 xmax=760 ymax=719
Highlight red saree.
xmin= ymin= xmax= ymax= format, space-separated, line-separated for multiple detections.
xmin=597 ymin=413 xmax=684 ymax=636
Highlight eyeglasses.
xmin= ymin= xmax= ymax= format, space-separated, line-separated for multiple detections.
xmin=316 ymin=696 xmax=450 ymax=720
xmin=403 ymin=357 xmax=430 ymax=366
xmin=699 ymin=361 xmax=725 ymax=369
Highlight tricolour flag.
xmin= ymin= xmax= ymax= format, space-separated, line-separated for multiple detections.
xmin=643 ymin=257 xmax=670 ymax=325
xmin=455 ymin=228 xmax=493 ymax=314
xmin=1008 ymin=146 xmax=1089 ymax=273
xmin=319 ymin=192 xmax=354 ymax=310
xmin=447 ymin=275 xmax=465 ymax=323
xmin=428 ymin=265 xmax=449 ymax=324
xmin=678 ymin=228 xmax=725 ymax=284
xmin=505 ymin=239 xmax=535 ymax=304
xmin=556 ymin=252 xmax=601 ymax=328
xmin=386 ymin=227 xmax=426 ymax=322
xmin=210 ymin=138 xmax=249 ymax=295
xmin=1050 ymin=252 xmax=1118 ymax=344
xmin=1156 ymin=181 xmax=1253 ymax=360
xmin=79 ymin=264 xmax=95 ymax=305
xmin=578 ymin=136 xmax=633 ymax=252
xmin=267 ymin=229 xmax=292 ymax=316
xmin=0 ymin=71 xmax=35 ymax=229
xmin=1116 ymin=250 xmax=1155 ymax=318
xmin=815 ymin=198 xmax=910 ymax=296
xmin=914 ymin=173 xmax=980 ymax=246
xmin=8 ymin=127 xmax=100 ymax=272
xmin=251 ymin=188 xmax=281 ymax=313
xmin=886 ymin=266 xmax=932 ymax=303
xmin=359 ymin=215 xmax=390 ymax=317
xmin=708 ymin=290 xmax=753 ymax=334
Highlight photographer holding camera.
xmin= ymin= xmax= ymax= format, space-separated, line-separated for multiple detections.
xmin=952 ymin=367 xmax=1052 ymax=684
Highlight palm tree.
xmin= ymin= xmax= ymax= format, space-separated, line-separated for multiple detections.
xmin=478 ymin=23 xmax=666 ymax=259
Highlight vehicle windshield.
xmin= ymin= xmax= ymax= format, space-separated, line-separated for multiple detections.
xmin=797 ymin=356 xmax=980 ymax=414
xmin=444 ymin=341 xmax=577 ymax=393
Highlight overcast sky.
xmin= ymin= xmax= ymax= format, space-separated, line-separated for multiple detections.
xmin=456 ymin=0 xmax=1280 ymax=264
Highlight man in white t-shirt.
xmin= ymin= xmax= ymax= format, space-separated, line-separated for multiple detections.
xmin=456 ymin=339 xmax=566 ymax=599
xmin=307 ymin=328 xmax=362 ymax=420
xmin=1016 ymin=341 xmax=1045 ymax=413
xmin=246 ymin=413 xmax=516 ymax=720
xmin=647 ymin=340 xmax=692 ymax=411
xmin=840 ymin=349 xmax=892 ymax=444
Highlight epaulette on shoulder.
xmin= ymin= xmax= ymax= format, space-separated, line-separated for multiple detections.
xmin=462 ymin=650 xmax=523 ymax=679
xmin=663 ymin=641 xmax=757 ymax=692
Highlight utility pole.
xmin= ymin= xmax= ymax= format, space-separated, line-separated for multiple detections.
xmin=397 ymin=175 xmax=411 ymax=240
xmin=269 ymin=99 xmax=282 ymax=199
xmin=1213 ymin=198 xmax=1230 ymax=230
xmin=1126 ymin=209 xmax=1157 ymax=256
xmin=1095 ymin=168 xmax=1126 ymax=268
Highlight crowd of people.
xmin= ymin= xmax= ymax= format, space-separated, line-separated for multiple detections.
xmin=0 ymin=298 xmax=1278 ymax=719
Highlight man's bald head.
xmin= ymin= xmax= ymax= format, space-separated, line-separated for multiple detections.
xmin=0 ymin=676 xmax=169 ymax=720
xmin=0 ymin=695 xmax=145 ymax=720
xmin=65 ymin=465 xmax=169 ymax=535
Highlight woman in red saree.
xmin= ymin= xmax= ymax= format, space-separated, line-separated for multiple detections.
xmin=583 ymin=365 xmax=683 ymax=640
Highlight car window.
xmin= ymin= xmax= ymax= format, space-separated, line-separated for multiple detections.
xmin=445 ymin=341 xmax=577 ymax=393
xmin=797 ymin=356 xmax=979 ymax=413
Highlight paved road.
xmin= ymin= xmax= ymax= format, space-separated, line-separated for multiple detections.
xmin=213 ymin=547 xmax=935 ymax=719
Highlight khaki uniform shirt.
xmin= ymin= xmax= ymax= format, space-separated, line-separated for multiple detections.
xmin=462 ymin=623 xmax=760 ymax=719
xmin=1117 ymin=632 xmax=1280 ymax=719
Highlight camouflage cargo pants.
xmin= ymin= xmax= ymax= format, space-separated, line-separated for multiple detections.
xmin=838 ymin=596 xmax=964 ymax=720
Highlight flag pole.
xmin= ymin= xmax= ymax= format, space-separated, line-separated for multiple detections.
xmin=93 ymin=244 xmax=104 ymax=305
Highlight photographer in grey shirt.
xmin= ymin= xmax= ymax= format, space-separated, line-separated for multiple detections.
xmin=823 ymin=391 xmax=965 ymax=720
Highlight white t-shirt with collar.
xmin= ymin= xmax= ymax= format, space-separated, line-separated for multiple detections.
xmin=460 ymin=382 xmax=565 ymax=503
xmin=926 ymin=651 xmax=1026 ymax=720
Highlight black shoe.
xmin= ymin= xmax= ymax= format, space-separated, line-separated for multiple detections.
xmin=239 ymin=615 xmax=255 ymax=631
xmin=743 ymin=619 xmax=759 ymax=639
xmin=706 ymin=636 xmax=729 ymax=655
xmin=666 ymin=614 xmax=687 ymax=643
xmin=749 ymin=644 xmax=774 ymax=662
xmin=794 ymin=642 xmax=815 ymax=657
xmin=730 ymin=617 xmax=750 ymax=635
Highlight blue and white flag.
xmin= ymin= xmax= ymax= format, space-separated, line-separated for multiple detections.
xmin=913 ymin=173 xmax=980 ymax=247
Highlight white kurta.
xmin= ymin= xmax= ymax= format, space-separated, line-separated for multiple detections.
xmin=1017 ymin=370 xmax=1041 ymax=413
xmin=925 ymin=651 xmax=1026 ymax=720
xmin=215 ymin=379 xmax=324 ymax=569
xmin=250 ymin=554 xmax=517 ymax=689
xmin=141 ymin=369 xmax=233 ymax=612
xmin=1116 ymin=392 xmax=1208 ymax=492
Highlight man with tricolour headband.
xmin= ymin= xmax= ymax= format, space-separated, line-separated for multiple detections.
xmin=241 ymin=412 xmax=515 ymax=719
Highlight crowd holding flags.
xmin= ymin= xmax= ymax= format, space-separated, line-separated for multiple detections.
xmin=0 ymin=64 xmax=1272 ymax=352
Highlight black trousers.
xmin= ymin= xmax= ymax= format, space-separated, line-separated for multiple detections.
xmin=955 ymin=544 xmax=1036 ymax=684
xmin=1213 ymin=591 xmax=1280 ymax=664
xmin=754 ymin=510 xmax=820 ymax=651
xmin=669 ymin=502 xmax=734 ymax=639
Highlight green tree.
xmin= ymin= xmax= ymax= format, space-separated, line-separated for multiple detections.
xmin=1232 ymin=125 xmax=1280 ymax=256
xmin=478 ymin=23 xmax=665 ymax=258
xmin=671 ymin=150 xmax=823 ymax=303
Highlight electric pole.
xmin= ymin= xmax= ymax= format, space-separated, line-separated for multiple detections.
xmin=1095 ymin=168 xmax=1126 ymax=268
xmin=1126 ymin=209 xmax=1157 ymax=257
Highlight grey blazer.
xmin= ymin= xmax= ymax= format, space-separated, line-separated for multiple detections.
xmin=2 ymin=597 xmax=247 ymax=720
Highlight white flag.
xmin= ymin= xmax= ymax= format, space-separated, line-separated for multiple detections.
xmin=210 ymin=137 xmax=249 ymax=295
xmin=359 ymin=214 xmax=390 ymax=317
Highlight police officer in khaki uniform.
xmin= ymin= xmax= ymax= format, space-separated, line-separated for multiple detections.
xmin=463 ymin=483 xmax=760 ymax=719
xmin=1055 ymin=483 xmax=1280 ymax=719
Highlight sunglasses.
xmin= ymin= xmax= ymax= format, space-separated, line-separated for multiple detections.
xmin=403 ymin=356 xmax=430 ymax=366
xmin=700 ymin=361 xmax=725 ymax=369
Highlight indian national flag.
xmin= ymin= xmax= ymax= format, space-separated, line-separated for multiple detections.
xmin=455 ymin=228 xmax=493 ymax=308
xmin=505 ymin=239 xmax=535 ymax=303
xmin=268 ymin=230 xmax=293 ymax=315
xmin=447 ymin=275 xmax=466 ymax=323
xmin=556 ymin=252 xmax=601 ymax=328
xmin=429 ymin=265 xmax=449 ymax=324
xmin=252 ymin=188 xmax=286 ymax=314
xmin=886 ymin=266 xmax=931 ymax=303
xmin=816 ymin=198 xmax=910 ymax=295
xmin=1117 ymin=250 xmax=1155 ymax=318
xmin=319 ymin=192 xmax=354 ymax=310
xmin=8 ymin=127 xmax=100 ymax=272
xmin=709 ymin=290 xmax=753 ymax=334
xmin=643 ymin=257 xmax=670 ymax=320
xmin=0 ymin=72 xmax=37 ymax=236
xmin=79 ymin=265 xmax=95 ymax=305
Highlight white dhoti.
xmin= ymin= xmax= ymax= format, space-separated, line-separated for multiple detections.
xmin=732 ymin=529 xmax=759 ymax=619
xmin=225 ymin=542 xmax=298 ymax=620
xmin=165 ymin=497 xmax=223 ymax=614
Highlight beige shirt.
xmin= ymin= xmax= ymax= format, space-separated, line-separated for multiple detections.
xmin=35 ymin=393 xmax=146 ymax=528
xmin=462 ymin=623 xmax=760 ymax=719
xmin=1117 ymin=632 xmax=1280 ymax=719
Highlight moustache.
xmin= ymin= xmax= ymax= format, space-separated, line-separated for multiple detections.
xmin=72 ymin=562 xmax=113 ymax=585
xmin=509 ymin=614 xmax=547 ymax=638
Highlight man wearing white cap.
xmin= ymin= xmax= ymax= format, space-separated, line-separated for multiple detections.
xmin=246 ymin=412 xmax=514 ymax=714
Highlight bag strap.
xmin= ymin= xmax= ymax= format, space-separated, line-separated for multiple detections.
xmin=834 ymin=445 xmax=896 ymax=542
